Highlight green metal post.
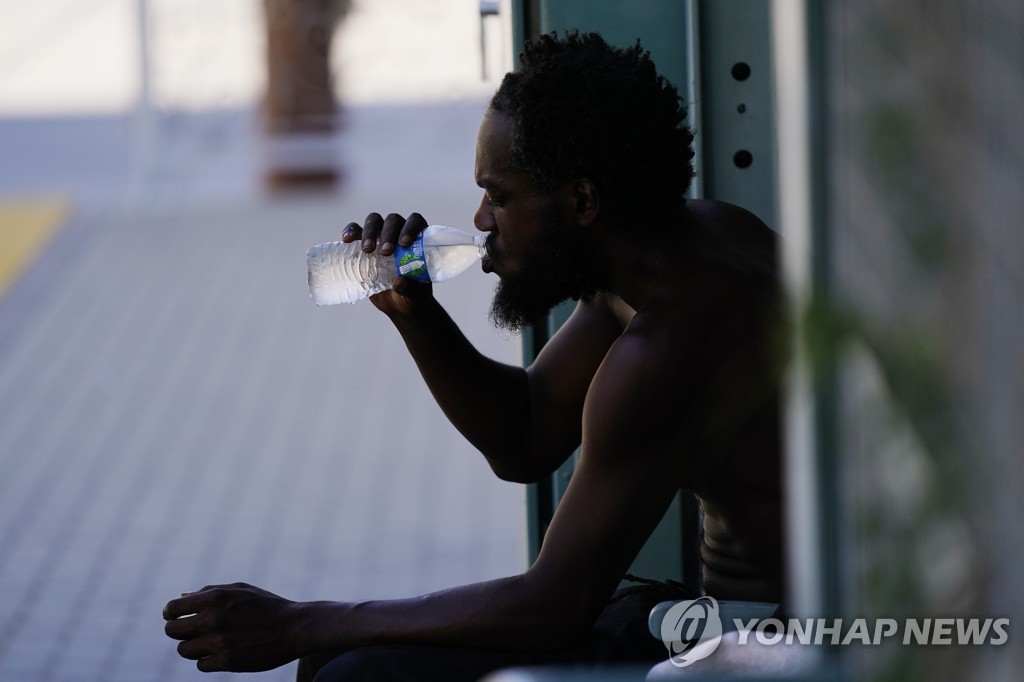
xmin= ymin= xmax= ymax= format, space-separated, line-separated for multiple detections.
xmin=513 ymin=0 xmax=780 ymax=591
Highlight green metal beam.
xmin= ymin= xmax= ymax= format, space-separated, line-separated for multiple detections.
xmin=696 ymin=0 xmax=778 ymax=231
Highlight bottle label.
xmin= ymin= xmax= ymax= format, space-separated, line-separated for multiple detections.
xmin=394 ymin=233 xmax=430 ymax=283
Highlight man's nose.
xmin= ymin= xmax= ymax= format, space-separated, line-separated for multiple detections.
xmin=474 ymin=195 xmax=496 ymax=232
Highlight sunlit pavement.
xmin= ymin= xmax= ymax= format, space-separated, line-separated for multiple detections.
xmin=0 ymin=99 xmax=525 ymax=681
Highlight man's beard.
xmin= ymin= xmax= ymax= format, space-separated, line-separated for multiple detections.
xmin=488 ymin=214 xmax=606 ymax=333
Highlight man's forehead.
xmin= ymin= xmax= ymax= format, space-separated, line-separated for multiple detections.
xmin=479 ymin=107 xmax=514 ymax=136
xmin=475 ymin=159 xmax=529 ymax=191
xmin=475 ymin=110 xmax=515 ymax=185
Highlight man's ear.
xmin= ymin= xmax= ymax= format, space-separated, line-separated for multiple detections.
xmin=563 ymin=178 xmax=601 ymax=228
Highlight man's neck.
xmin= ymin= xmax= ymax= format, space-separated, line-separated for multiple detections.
xmin=596 ymin=218 xmax=683 ymax=311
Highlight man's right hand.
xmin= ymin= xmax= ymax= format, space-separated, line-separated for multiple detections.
xmin=342 ymin=212 xmax=435 ymax=316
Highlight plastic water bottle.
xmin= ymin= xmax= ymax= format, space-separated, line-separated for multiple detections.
xmin=307 ymin=225 xmax=486 ymax=305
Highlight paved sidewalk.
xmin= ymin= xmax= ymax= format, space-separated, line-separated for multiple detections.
xmin=0 ymin=101 xmax=525 ymax=682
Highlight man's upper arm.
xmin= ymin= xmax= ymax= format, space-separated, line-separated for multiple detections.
xmin=522 ymin=330 xmax=693 ymax=634
xmin=516 ymin=296 xmax=625 ymax=476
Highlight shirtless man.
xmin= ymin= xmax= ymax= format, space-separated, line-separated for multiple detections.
xmin=163 ymin=31 xmax=784 ymax=680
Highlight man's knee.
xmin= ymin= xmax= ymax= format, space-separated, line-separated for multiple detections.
xmin=295 ymin=652 xmax=343 ymax=682
xmin=310 ymin=646 xmax=419 ymax=682
xmin=307 ymin=643 xmax=529 ymax=682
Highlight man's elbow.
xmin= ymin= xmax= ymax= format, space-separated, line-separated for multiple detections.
xmin=512 ymin=576 xmax=605 ymax=652
xmin=546 ymin=618 xmax=593 ymax=651
xmin=514 ymin=609 xmax=593 ymax=653
xmin=486 ymin=451 xmax=569 ymax=484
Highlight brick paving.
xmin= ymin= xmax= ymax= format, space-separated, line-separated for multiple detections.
xmin=0 ymin=102 xmax=524 ymax=682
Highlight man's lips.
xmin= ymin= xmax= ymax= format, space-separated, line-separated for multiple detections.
xmin=481 ymin=238 xmax=498 ymax=274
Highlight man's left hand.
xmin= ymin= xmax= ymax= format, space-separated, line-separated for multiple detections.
xmin=163 ymin=582 xmax=305 ymax=673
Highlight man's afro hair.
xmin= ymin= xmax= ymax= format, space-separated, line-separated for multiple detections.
xmin=490 ymin=31 xmax=695 ymax=225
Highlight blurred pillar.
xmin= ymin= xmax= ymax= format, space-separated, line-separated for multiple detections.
xmin=262 ymin=0 xmax=351 ymax=189
xmin=479 ymin=1 xmax=500 ymax=80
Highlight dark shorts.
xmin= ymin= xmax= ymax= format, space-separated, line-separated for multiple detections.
xmin=297 ymin=580 xmax=697 ymax=682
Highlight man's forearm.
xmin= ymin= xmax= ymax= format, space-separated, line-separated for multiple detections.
xmin=386 ymin=298 xmax=534 ymax=464
xmin=294 ymin=575 xmax=586 ymax=657
xmin=162 ymin=575 xmax=590 ymax=672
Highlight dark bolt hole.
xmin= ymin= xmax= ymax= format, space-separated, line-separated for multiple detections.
xmin=733 ymin=150 xmax=753 ymax=169
xmin=731 ymin=62 xmax=751 ymax=81
xmin=737 ymin=103 xmax=747 ymax=114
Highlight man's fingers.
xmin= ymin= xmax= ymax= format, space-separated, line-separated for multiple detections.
xmin=196 ymin=656 xmax=226 ymax=673
xmin=348 ymin=212 xmax=426 ymax=254
xmin=164 ymin=613 xmax=207 ymax=640
xmin=163 ymin=588 xmax=217 ymax=621
xmin=178 ymin=640 xmax=230 ymax=673
xmin=398 ymin=213 xmax=428 ymax=247
xmin=379 ymin=213 xmax=406 ymax=256
xmin=361 ymin=213 xmax=385 ymax=252
xmin=176 ymin=635 xmax=211 ymax=660
xmin=341 ymin=222 xmax=361 ymax=243
xmin=391 ymin=277 xmax=432 ymax=300
xmin=163 ymin=598 xmax=194 ymax=621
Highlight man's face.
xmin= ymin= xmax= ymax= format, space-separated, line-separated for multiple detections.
xmin=473 ymin=110 xmax=604 ymax=332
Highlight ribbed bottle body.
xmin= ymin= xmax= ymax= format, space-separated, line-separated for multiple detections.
xmin=307 ymin=240 xmax=398 ymax=305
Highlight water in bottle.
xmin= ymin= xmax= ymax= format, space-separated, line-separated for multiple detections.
xmin=307 ymin=225 xmax=486 ymax=305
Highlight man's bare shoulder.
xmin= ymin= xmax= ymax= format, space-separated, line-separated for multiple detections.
xmin=686 ymin=198 xmax=775 ymax=240
xmin=684 ymin=199 xmax=778 ymax=281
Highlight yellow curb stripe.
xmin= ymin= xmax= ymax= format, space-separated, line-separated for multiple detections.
xmin=0 ymin=196 xmax=71 ymax=300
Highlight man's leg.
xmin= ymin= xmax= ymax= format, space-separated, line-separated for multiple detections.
xmin=302 ymin=644 xmax=555 ymax=682
xmin=296 ymin=652 xmax=342 ymax=682
xmin=295 ymin=582 xmax=689 ymax=681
